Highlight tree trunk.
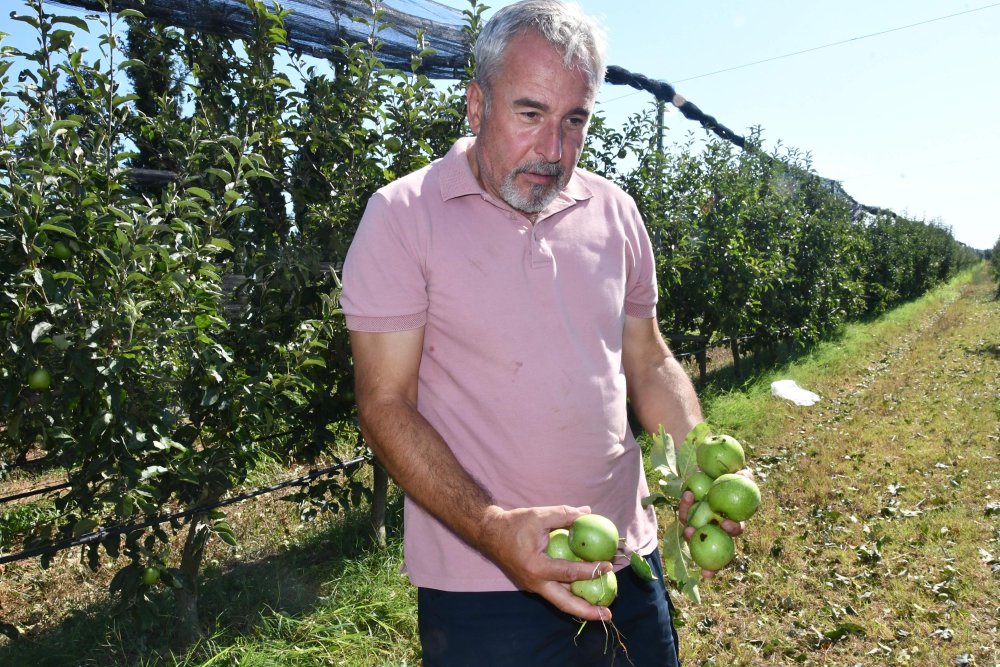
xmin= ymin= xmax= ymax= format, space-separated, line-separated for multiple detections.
xmin=173 ymin=511 xmax=212 ymax=647
xmin=696 ymin=349 xmax=708 ymax=385
xmin=730 ymin=338 xmax=743 ymax=378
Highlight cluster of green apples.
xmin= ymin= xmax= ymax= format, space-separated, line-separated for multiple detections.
xmin=546 ymin=514 xmax=620 ymax=606
xmin=684 ymin=434 xmax=761 ymax=571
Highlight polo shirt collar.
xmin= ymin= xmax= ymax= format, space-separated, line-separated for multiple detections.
xmin=438 ymin=137 xmax=593 ymax=219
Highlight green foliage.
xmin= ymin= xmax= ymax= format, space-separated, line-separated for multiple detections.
xmin=0 ymin=498 xmax=59 ymax=549
xmin=0 ymin=0 xmax=976 ymax=638
xmin=584 ymin=108 xmax=974 ymax=351
xmin=0 ymin=0 xmax=473 ymax=636
xmin=991 ymin=235 xmax=1000 ymax=291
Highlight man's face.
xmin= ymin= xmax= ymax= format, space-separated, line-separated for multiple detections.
xmin=467 ymin=31 xmax=597 ymax=215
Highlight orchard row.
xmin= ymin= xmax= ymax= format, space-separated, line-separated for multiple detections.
xmin=0 ymin=0 xmax=981 ymax=640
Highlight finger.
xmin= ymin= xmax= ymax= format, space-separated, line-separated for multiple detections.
xmin=540 ymin=505 xmax=591 ymax=531
xmin=678 ymin=491 xmax=694 ymax=523
xmin=539 ymin=581 xmax=613 ymax=623
xmin=545 ymin=555 xmax=612 ymax=583
xmin=721 ymin=518 xmax=744 ymax=537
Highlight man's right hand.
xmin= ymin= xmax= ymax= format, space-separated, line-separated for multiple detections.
xmin=477 ymin=504 xmax=616 ymax=622
xmin=678 ymin=472 xmax=748 ymax=578
xmin=353 ymin=329 xmax=616 ymax=619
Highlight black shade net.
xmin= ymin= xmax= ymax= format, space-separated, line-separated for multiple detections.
xmin=50 ymin=0 xmax=473 ymax=79
xmin=47 ymin=0 xmax=872 ymax=214
xmin=49 ymin=0 xmax=749 ymax=145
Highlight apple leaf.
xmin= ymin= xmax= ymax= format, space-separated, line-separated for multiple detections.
xmin=649 ymin=425 xmax=677 ymax=477
xmin=662 ymin=519 xmax=702 ymax=604
xmin=662 ymin=520 xmax=685 ymax=582
xmin=683 ymin=421 xmax=712 ymax=449
xmin=658 ymin=476 xmax=685 ymax=499
xmin=681 ymin=577 xmax=702 ymax=604
xmin=676 ymin=427 xmax=703 ymax=481
xmin=641 ymin=492 xmax=669 ymax=508
xmin=662 ymin=521 xmax=691 ymax=582
xmin=629 ymin=552 xmax=655 ymax=581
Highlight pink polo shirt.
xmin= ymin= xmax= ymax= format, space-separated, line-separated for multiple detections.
xmin=341 ymin=137 xmax=659 ymax=592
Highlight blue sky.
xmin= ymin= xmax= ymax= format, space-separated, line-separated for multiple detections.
xmin=443 ymin=0 xmax=1000 ymax=250
xmin=4 ymin=0 xmax=997 ymax=249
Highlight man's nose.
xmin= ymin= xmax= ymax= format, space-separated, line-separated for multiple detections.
xmin=535 ymin=122 xmax=563 ymax=163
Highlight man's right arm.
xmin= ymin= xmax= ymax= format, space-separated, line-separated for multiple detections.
xmin=351 ymin=326 xmax=495 ymax=536
xmin=350 ymin=327 xmax=614 ymax=621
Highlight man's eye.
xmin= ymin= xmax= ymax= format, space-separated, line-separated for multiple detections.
xmin=521 ymin=111 xmax=539 ymax=120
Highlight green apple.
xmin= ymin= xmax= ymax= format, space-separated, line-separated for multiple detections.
xmin=684 ymin=471 xmax=715 ymax=500
xmin=140 ymin=566 xmax=161 ymax=586
xmin=568 ymin=514 xmax=619 ymax=562
xmin=689 ymin=524 xmax=736 ymax=571
xmin=27 ymin=367 xmax=51 ymax=390
xmin=706 ymin=473 xmax=761 ymax=522
xmin=571 ymin=570 xmax=618 ymax=606
xmin=51 ymin=241 xmax=74 ymax=260
xmin=545 ymin=529 xmax=581 ymax=561
xmin=696 ymin=434 xmax=746 ymax=478
xmin=686 ymin=500 xmax=723 ymax=529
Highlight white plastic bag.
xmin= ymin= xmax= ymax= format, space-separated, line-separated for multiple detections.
xmin=770 ymin=379 xmax=821 ymax=406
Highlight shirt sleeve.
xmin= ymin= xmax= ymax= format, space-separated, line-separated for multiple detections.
xmin=623 ymin=200 xmax=658 ymax=319
xmin=340 ymin=192 xmax=429 ymax=332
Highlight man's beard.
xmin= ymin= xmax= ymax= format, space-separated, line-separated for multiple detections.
xmin=499 ymin=161 xmax=567 ymax=214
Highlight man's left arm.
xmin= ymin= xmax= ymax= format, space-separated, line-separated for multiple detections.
xmin=621 ymin=315 xmax=743 ymax=576
xmin=621 ymin=315 xmax=702 ymax=447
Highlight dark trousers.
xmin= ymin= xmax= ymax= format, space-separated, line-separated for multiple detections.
xmin=418 ymin=548 xmax=681 ymax=666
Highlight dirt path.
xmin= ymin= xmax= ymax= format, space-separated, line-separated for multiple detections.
xmin=683 ymin=271 xmax=1000 ymax=666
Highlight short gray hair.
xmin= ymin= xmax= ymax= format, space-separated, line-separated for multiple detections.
xmin=474 ymin=0 xmax=608 ymax=101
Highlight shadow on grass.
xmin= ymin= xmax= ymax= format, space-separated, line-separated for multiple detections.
xmin=0 ymin=491 xmax=405 ymax=667
xmin=697 ymin=335 xmax=837 ymax=395
xmin=972 ymin=342 xmax=1000 ymax=359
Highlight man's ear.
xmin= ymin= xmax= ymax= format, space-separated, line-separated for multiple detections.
xmin=466 ymin=80 xmax=484 ymax=135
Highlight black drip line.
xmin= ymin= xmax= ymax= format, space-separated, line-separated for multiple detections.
xmin=0 ymin=455 xmax=368 ymax=566
xmin=0 ymin=430 xmax=298 ymax=497
xmin=0 ymin=481 xmax=72 ymax=505
xmin=671 ymin=334 xmax=757 ymax=361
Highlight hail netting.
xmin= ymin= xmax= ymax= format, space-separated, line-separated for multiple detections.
xmin=49 ymin=1 xmax=770 ymax=147
xmin=47 ymin=0 xmax=871 ymax=215
xmin=50 ymin=0 xmax=473 ymax=79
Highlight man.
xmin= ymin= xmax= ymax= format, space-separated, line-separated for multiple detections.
xmin=341 ymin=1 xmax=738 ymax=663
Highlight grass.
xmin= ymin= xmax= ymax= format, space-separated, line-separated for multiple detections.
xmin=144 ymin=534 xmax=418 ymax=667
xmin=1 ymin=267 xmax=998 ymax=666
xmin=671 ymin=268 xmax=1000 ymax=665
xmin=0 ymin=498 xmax=59 ymax=549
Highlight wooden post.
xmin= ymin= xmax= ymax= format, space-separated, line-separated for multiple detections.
xmin=696 ymin=349 xmax=707 ymax=385
xmin=666 ymin=333 xmax=709 ymax=384
xmin=730 ymin=338 xmax=743 ymax=378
